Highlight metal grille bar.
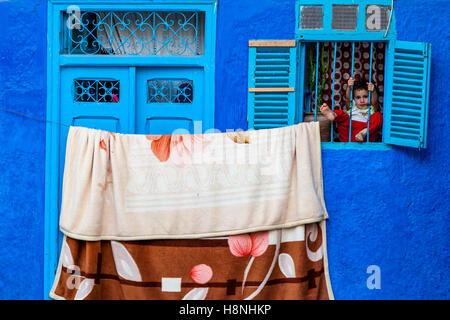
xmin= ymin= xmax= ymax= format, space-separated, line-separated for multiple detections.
xmin=74 ymin=79 xmax=120 ymax=103
xmin=63 ymin=11 xmax=204 ymax=56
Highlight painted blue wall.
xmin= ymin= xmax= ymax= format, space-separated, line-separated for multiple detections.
xmin=0 ymin=0 xmax=47 ymax=299
xmin=0 ymin=0 xmax=448 ymax=299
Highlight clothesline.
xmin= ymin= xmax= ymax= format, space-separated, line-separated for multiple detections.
xmin=0 ymin=107 xmax=71 ymax=128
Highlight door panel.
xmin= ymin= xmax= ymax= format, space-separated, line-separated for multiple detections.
xmin=60 ymin=67 xmax=131 ymax=134
xmin=59 ymin=66 xmax=131 ymax=188
xmin=136 ymin=67 xmax=204 ymax=134
xmin=58 ymin=66 xmax=131 ymax=254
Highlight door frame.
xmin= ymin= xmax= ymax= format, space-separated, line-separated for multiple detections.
xmin=44 ymin=0 xmax=217 ymax=298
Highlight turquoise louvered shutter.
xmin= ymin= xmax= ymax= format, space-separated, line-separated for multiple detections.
xmin=247 ymin=40 xmax=297 ymax=129
xmin=384 ymin=40 xmax=431 ymax=148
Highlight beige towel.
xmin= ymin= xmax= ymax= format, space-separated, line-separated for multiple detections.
xmin=59 ymin=122 xmax=328 ymax=240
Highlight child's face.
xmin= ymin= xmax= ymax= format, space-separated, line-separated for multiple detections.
xmin=354 ymin=89 xmax=369 ymax=109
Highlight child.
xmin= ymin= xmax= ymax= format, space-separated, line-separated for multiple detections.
xmin=320 ymin=77 xmax=383 ymax=142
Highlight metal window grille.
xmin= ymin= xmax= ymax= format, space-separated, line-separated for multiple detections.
xmin=63 ymin=11 xmax=204 ymax=56
xmin=74 ymin=79 xmax=120 ymax=103
xmin=300 ymin=6 xmax=323 ymax=30
xmin=332 ymin=5 xmax=358 ymax=31
xmin=147 ymin=79 xmax=193 ymax=103
xmin=303 ymin=41 xmax=386 ymax=143
xmin=365 ymin=5 xmax=389 ymax=31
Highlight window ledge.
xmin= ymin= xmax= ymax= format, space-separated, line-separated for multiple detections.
xmin=321 ymin=142 xmax=392 ymax=150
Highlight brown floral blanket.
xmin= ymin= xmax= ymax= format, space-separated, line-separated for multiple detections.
xmin=50 ymin=222 xmax=333 ymax=300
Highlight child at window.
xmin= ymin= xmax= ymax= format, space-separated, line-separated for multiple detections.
xmin=320 ymin=77 xmax=383 ymax=142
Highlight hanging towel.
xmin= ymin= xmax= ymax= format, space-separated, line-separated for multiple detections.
xmin=59 ymin=122 xmax=328 ymax=241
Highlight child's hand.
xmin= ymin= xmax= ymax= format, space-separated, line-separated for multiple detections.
xmin=348 ymin=77 xmax=355 ymax=87
xmin=367 ymin=82 xmax=374 ymax=92
xmin=320 ymin=103 xmax=330 ymax=114
xmin=355 ymin=128 xmax=368 ymax=142
xmin=320 ymin=103 xmax=336 ymax=121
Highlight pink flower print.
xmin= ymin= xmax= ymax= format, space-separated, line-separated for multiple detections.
xmin=99 ymin=132 xmax=114 ymax=154
xmin=250 ymin=232 xmax=269 ymax=257
xmin=227 ymin=231 xmax=269 ymax=258
xmin=228 ymin=231 xmax=271 ymax=297
xmin=228 ymin=234 xmax=252 ymax=257
xmin=146 ymin=135 xmax=171 ymax=162
xmin=170 ymin=135 xmax=194 ymax=167
xmin=190 ymin=264 xmax=213 ymax=284
xmin=99 ymin=134 xmax=113 ymax=194
xmin=146 ymin=134 xmax=209 ymax=167
xmin=99 ymin=139 xmax=107 ymax=151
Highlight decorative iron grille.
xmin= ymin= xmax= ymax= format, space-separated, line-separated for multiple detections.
xmin=74 ymin=79 xmax=120 ymax=103
xmin=300 ymin=6 xmax=323 ymax=30
xmin=332 ymin=5 xmax=358 ymax=31
xmin=63 ymin=11 xmax=204 ymax=56
xmin=147 ymin=79 xmax=193 ymax=103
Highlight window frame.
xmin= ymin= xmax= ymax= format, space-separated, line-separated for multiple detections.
xmin=44 ymin=0 xmax=218 ymax=299
xmin=295 ymin=0 xmax=396 ymax=41
xmin=295 ymin=0 xmax=396 ymax=150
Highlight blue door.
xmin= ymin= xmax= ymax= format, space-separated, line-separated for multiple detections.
xmin=136 ymin=67 xmax=205 ymax=134
xmin=60 ymin=66 xmax=131 ymax=133
xmin=58 ymin=66 xmax=131 ymax=248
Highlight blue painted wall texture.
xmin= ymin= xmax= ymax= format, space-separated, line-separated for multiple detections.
xmin=0 ymin=0 xmax=448 ymax=299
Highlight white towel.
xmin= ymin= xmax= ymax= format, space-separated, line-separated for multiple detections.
xmin=59 ymin=122 xmax=328 ymax=240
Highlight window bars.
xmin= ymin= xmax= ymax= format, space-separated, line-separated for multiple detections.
xmin=63 ymin=11 xmax=205 ymax=56
xmin=147 ymin=79 xmax=194 ymax=103
xmin=74 ymin=79 xmax=120 ymax=103
xmin=305 ymin=41 xmax=386 ymax=142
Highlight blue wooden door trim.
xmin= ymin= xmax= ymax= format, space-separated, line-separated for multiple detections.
xmin=44 ymin=0 xmax=217 ymax=299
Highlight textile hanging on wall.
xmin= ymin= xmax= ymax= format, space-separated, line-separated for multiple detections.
xmin=51 ymin=222 xmax=333 ymax=300
xmin=50 ymin=122 xmax=333 ymax=300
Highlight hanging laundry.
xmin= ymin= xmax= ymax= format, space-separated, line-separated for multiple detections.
xmin=50 ymin=122 xmax=333 ymax=300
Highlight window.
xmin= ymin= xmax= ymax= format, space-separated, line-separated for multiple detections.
xmin=63 ymin=11 xmax=205 ymax=56
xmin=248 ymin=0 xmax=430 ymax=150
xmin=331 ymin=5 xmax=358 ymax=31
xmin=74 ymin=79 xmax=120 ymax=103
xmin=300 ymin=6 xmax=323 ymax=30
xmin=302 ymin=41 xmax=386 ymax=143
xmin=147 ymin=79 xmax=194 ymax=103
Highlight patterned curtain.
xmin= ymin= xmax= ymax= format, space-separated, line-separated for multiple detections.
xmin=310 ymin=42 xmax=386 ymax=112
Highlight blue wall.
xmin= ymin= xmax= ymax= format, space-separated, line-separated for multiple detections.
xmin=0 ymin=0 xmax=47 ymax=299
xmin=0 ymin=0 xmax=448 ymax=299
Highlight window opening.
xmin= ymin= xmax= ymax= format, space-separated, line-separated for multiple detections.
xmin=63 ymin=11 xmax=205 ymax=56
xmin=303 ymin=41 xmax=386 ymax=143
xmin=147 ymin=79 xmax=194 ymax=103
xmin=300 ymin=6 xmax=323 ymax=30
xmin=331 ymin=5 xmax=359 ymax=31
xmin=74 ymin=79 xmax=120 ymax=103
